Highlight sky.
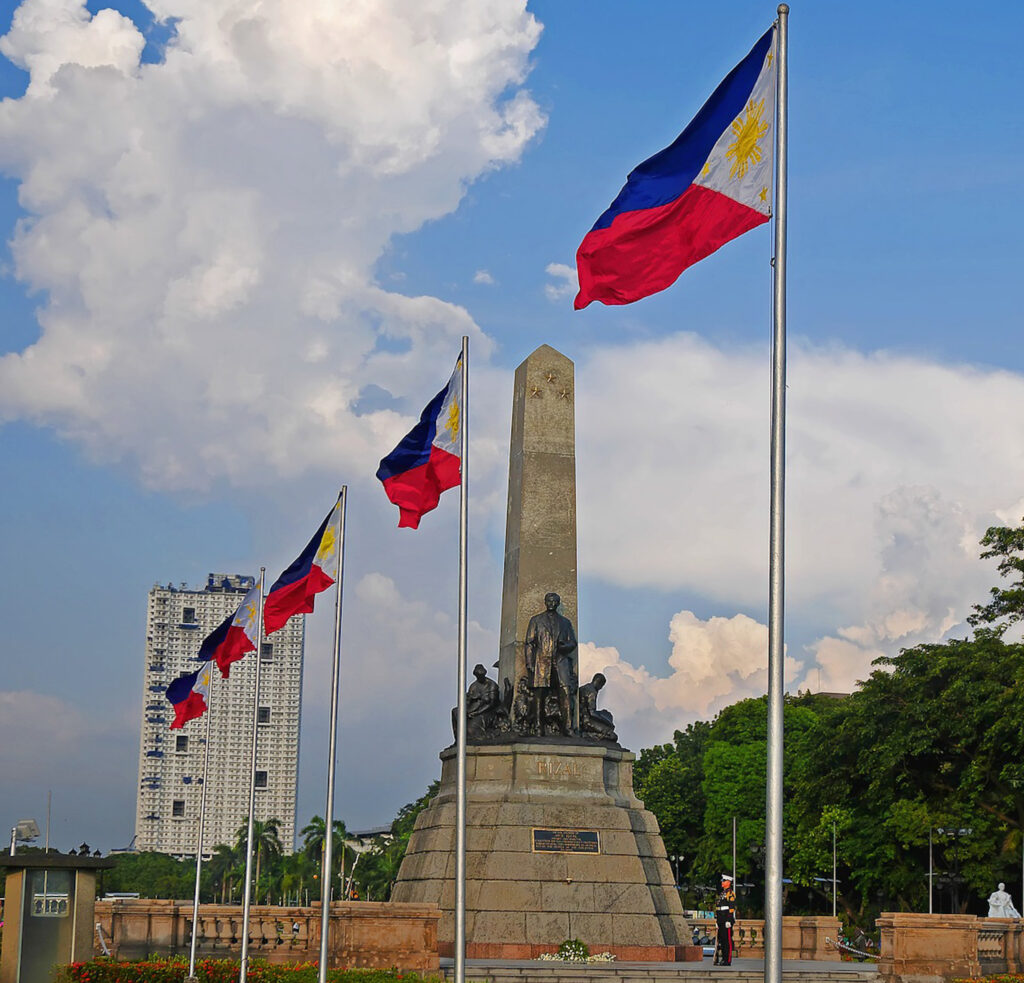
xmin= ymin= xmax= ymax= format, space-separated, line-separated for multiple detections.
xmin=1 ymin=0 xmax=1023 ymax=854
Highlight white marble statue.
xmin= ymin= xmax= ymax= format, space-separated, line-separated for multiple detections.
xmin=987 ymin=882 xmax=1021 ymax=918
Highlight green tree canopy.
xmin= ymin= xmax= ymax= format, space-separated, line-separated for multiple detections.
xmin=634 ymin=520 xmax=1024 ymax=924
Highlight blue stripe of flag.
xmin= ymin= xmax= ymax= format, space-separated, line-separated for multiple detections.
xmin=375 ymin=382 xmax=451 ymax=481
xmin=166 ymin=669 xmax=201 ymax=705
xmin=589 ymin=27 xmax=773 ymax=232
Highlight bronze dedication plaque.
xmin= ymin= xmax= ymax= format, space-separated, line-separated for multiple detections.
xmin=531 ymin=828 xmax=600 ymax=854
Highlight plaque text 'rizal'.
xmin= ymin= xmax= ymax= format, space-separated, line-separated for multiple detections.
xmin=536 ymin=758 xmax=584 ymax=777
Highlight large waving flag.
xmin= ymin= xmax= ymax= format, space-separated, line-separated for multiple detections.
xmin=197 ymin=585 xmax=260 ymax=678
xmin=376 ymin=356 xmax=462 ymax=529
xmin=575 ymin=26 xmax=776 ymax=309
xmin=167 ymin=663 xmax=213 ymax=729
xmin=264 ymin=495 xmax=343 ymax=634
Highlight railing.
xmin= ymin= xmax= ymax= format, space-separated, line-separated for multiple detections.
xmin=93 ymin=899 xmax=440 ymax=970
xmin=688 ymin=915 xmax=838 ymax=960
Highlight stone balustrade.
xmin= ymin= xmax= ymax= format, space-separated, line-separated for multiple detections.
xmin=687 ymin=915 xmax=840 ymax=960
xmin=93 ymin=899 xmax=439 ymax=969
xmin=875 ymin=912 xmax=1024 ymax=981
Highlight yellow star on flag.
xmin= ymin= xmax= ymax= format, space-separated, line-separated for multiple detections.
xmin=443 ymin=398 xmax=460 ymax=441
xmin=315 ymin=527 xmax=336 ymax=564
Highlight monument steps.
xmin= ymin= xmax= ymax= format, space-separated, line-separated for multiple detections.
xmin=440 ymin=963 xmax=878 ymax=983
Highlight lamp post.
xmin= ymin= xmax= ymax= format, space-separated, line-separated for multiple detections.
xmin=813 ymin=876 xmax=841 ymax=915
xmin=936 ymin=826 xmax=972 ymax=913
xmin=669 ymin=854 xmax=683 ymax=889
xmin=832 ymin=822 xmax=837 ymax=918
xmin=928 ymin=827 xmax=933 ymax=914
xmin=9 ymin=819 xmax=39 ymax=857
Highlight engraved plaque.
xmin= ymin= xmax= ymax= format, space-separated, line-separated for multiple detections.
xmin=532 ymin=827 xmax=600 ymax=854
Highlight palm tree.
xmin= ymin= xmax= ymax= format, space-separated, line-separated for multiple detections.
xmin=207 ymin=843 xmax=240 ymax=903
xmin=300 ymin=815 xmax=347 ymax=862
xmin=300 ymin=815 xmax=353 ymax=898
xmin=280 ymin=851 xmax=316 ymax=905
xmin=359 ymin=835 xmax=407 ymax=902
xmin=235 ymin=817 xmax=283 ymax=904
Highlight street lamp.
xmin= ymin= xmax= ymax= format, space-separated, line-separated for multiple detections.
xmin=813 ymin=875 xmax=841 ymax=916
xmin=9 ymin=819 xmax=39 ymax=856
xmin=935 ymin=827 xmax=972 ymax=913
xmin=668 ymin=854 xmax=683 ymax=889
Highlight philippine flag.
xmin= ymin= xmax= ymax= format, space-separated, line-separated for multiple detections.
xmin=197 ymin=585 xmax=260 ymax=678
xmin=575 ymin=26 xmax=776 ymax=309
xmin=263 ymin=495 xmax=343 ymax=635
xmin=376 ymin=356 xmax=462 ymax=529
xmin=166 ymin=663 xmax=213 ymax=729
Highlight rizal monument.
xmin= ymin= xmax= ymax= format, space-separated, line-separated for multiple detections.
xmin=391 ymin=345 xmax=692 ymax=960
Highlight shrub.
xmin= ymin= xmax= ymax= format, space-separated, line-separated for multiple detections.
xmin=57 ymin=961 xmax=445 ymax=983
xmin=555 ymin=938 xmax=589 ymax=962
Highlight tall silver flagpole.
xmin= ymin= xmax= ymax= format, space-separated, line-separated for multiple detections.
xmin=765 ymin=7 xmax=788 ymax=983
xmin=239 ymin=567 xmax=266 ymax=983
xmin=318 ymin=487 xmax=348 ymax=983
xmin=454 ymin=336 xmax=469 ymax=983
xmin=186 ymin=667 xmax=215 ymax=980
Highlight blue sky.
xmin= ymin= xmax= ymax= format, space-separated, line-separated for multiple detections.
xmin=1 ymin=0 xmax=1022 ymax=853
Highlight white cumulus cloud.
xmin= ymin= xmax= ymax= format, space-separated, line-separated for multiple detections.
xmin=0 ymin=0 xmax=544 ymax=490
xmin=574 ymin=334 xmax=1024 ymax=718
xmin=544 ymin=261 xmax=576 ymax=301
xmin=578 ymin=610 xmax=800 ymax=748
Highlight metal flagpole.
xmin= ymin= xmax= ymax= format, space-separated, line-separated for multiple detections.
xmin=764 ymin=7 xmax=788 ymax=983
xmin=239 ymin=568 xmax=266 ymax=983
xmin=454 ymin=336 xmax=470 ymax=983
xmin=318 ymin=487 xmax=348 ymax=983
xmin=187 ymin=668 xmax=215 ymax=980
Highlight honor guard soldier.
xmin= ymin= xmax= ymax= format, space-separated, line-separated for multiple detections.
xmin=714 ymin=874 xmax=737 ymax=965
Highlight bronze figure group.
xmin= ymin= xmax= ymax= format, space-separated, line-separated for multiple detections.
xmin=452 ymin=591 xmax=616 ymax=744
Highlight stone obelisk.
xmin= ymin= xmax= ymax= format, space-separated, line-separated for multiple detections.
xmin=497 ymin=345 xmax=577 ymax=694
xmin=391 ymin=344 xmax=694 ymax=961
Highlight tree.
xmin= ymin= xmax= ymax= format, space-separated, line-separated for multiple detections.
xmin=634 ymin=721 xmax=710 ymax=864
xmin=206 ymin=843 xmax=241 ymax=903
xmin=390 ymin=780 xmax=440 ymax=843
xmin=969 ymin=521 xmax=1024 ymax=636
xmin=102 ymin=851 xmax=195 ymax=899
xmin=357 ymin=835 xmax=407 ymax=901
xmin=629 ymin=522 xmax=1024 ymax=922
xmin=280 ymin=850 xmax=316 ymax=905
xmin=789 ymin=634 xmax=1024 ymax=918
xmin=300 ymin=815 xmax=353 ymax=899
xmin=234 ymin=817 xmax=283 ymax=904
xmin=300 ymin=815 xmax=347 ymax=864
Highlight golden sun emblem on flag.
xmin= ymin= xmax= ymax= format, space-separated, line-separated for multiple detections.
xmin=443 ymin=398 xmax=460 ymax=442
xmin=315 ymin=525 xmax=337 ymax=564
xmin=239 ymin=600 xmax=257 ymax=625
xmin=726 ymin=98 xmax=769 ymax=179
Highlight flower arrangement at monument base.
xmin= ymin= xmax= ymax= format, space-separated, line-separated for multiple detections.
xmin=536 ymin=939 xmax=615 ymax=963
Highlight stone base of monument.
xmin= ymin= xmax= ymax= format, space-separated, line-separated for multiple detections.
xmin=391 ymin=740 xmax=695 ymax=961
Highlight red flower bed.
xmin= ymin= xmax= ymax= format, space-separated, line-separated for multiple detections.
xmin=58 ymin=962 xmax=441 ymax=983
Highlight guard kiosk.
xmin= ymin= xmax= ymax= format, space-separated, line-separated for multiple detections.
xmin=0 ymin=853 xmax=114 ymax=983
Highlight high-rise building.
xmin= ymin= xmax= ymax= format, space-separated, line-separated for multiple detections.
xmin=135 ymin=573 xmax=304 ymax=857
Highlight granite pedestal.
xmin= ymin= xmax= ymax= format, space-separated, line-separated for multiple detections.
xmin=391 ymin=740 xmax=691 ymax=959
